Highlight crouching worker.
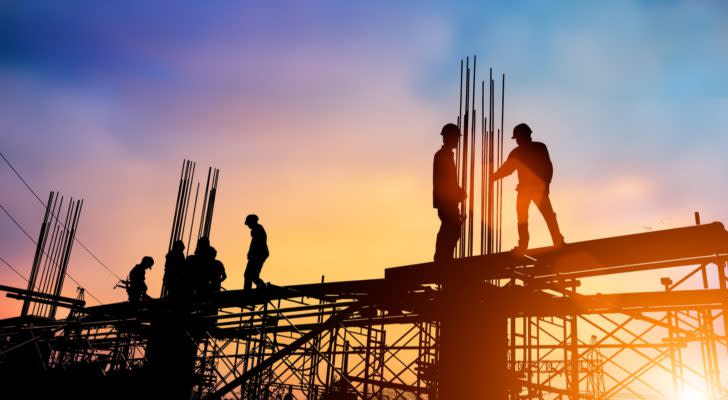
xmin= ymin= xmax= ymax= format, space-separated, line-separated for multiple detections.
xmin=127 ymin=256 xmax=154 ymax=303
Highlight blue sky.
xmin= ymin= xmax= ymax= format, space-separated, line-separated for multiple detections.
xmin=1 ymin=1 xmax=728 ymax=315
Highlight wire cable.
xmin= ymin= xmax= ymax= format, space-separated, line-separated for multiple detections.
xmin=0 ymin=255 xmax=28 ymax=282
xmin=0 ymin=202 xmax=102 ymax=304
xmin=0 ymin=150 xmax=123 ymax=281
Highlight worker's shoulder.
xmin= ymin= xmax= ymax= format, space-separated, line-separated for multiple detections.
xmin=434 ymin=147 xmax=452 ymax=161
xmin=531 ymin=141 xmax=549 ymax=151
xmin=434 ymin=147 xmax=448 ymax=157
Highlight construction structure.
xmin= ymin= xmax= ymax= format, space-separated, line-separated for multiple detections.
xmin=0 ymin=221 xmax=726 ymax=399
xmin=0 ymin=59 xmax=727 ymax=399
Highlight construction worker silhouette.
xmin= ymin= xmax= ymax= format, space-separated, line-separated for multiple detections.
xmin=187 ymin=237 xmax=213 ymax=296
xmin=492 ymin=123 xmax=565 ymax=253
xmin=209 ymin=247 xmax=227 ymax=292
xmin=244 ymin=214 xmax=269 ymax=290
xmin=162 ymin=240 xmax=185 ymax=298
xmin=128 ymin=256 xmax=154 ymax=303
xmin=433 ymin=123 xmax=467 ymax=262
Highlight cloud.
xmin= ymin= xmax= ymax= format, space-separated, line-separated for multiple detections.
xmin=3 ymin=1 xmax=728 ymax=318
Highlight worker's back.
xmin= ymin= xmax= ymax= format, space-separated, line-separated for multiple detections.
xmin=129 ymin=263 xmax=146 ymax=285
xmin=432 ymin=146 xmax=460 ymax=209
xmin=248 ymin=224 xmax=269 ymax=260
xmin=508 ymin=141 xmax=553 ymax=192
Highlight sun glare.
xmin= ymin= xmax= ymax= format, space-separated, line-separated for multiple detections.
xmin=677 ymin=386 xmax=706 ymax=400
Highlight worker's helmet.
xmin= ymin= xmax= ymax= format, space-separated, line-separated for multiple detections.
xmin=440 ymin=123 xmax=460 ymax=137
xmin=172 ymin=240 xmax=185 ymax=252
xmin=512 ymin=123 xmax=532 ymax=139
xmin=141 ymin=256 xmax=154 ymax=267
xmin=245 ymin=214 xmax=259 ymax=226
xmin=197 ymin=236 xmax=210 ymax=248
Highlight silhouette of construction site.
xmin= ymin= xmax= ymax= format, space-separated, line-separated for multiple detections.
xmin=0 ymin=58 xmax=726 ymax=399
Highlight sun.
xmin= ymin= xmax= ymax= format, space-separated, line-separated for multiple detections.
xmin=677 ymin=386 xmax=706 ymax=400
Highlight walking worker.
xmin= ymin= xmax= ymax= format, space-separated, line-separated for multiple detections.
xmin=128 ymin=256 xmax=154 ymax=303
xmin=491 ymin=123 xmax=565 ymax=253
xmin=244 ymin=214 xmax=268 ymax=290
xmin=433 ymin=123 xmax=467 ymax=263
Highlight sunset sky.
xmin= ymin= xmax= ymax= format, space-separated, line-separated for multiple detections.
xmin=2 ymin=1 xmax=728 ymax=318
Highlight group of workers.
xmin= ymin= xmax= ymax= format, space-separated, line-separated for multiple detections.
xmin=126 ymin=214 xmax=269 ymax=303
xmin=128 ymin=121 xmax=564 ymax=302
xmin=434 ymin=122 xmax=565 ymax=261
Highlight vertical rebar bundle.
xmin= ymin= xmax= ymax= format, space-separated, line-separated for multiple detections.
xmin=163 ymin=160 xmax=220 ymax=297
xmin=198 ymin=167 xmax=220 ymax=241
xmin=454 ymin=57 xmax=506 ymax=257
xmin=169 ymin=159 xmax=196 ymax=251
xmin=21 ymin=191 xmax=83 ymax=319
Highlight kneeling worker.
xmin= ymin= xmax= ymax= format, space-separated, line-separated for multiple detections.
xmin=244 ymin=214 xmax=268 ymax=290
xmin=128 ymin=256 xmax=154 ymax=303
xmin=491 ymin=123 xmax=565 ymax=253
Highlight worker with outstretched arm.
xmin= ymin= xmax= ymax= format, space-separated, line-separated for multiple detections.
xmin=491 ymin=123 xmax=565 ymax=253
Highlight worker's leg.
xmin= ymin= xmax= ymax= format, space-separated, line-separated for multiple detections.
xmin=434 ymin=209 xmax=453 ymax=262
xmin=253 ymin=276 xmax=266 ymax=288
xmin=515 ymin=191 xmax=531 ymax=251
xmin=244 ymin=260 xmax=254 ymax=290
xmin=434 ymin=207 xmax=461 ymax=262
xmin=127 ymin=288 xmax=138 ymax=303
xmin=534 ymin=192 xmax=565 ymax=247
xmin=252 ymin=260 xmax=266 ymax=288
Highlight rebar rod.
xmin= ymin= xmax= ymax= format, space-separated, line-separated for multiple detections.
xmin=169 ymin=160 xmax=187 ymax=250
xmin=467 ymin=56 xmax=477 ymax=257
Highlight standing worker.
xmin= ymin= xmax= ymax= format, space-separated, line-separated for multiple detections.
xmin=209 ymin=247 xmax=227 ymax=292
xmin=162 ymin=240 xmax=185 ymax=299
xmin=244 ymin=214 xmax=268 ymax=290
xmin=127 ymin=256 xmax=154 ymax=303
xmin=491 ymin=123 xmax=565 ymax=253
xmin=433 ymin=123 xmax=467 ymax=263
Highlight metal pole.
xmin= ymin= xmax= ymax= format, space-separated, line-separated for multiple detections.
xmin=460 ymin=59 xmax=470 ymax=259
xmin=467 ymin=56 xmax=477 ymax=257
xmin=480 ymin=80 xmax=486 ymax=256
xmin=169 ymin=160 xmax=186 ymax=250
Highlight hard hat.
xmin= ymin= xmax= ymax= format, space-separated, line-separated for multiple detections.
xmin=440 ymin=123 xmax=461 ymax=137
xmin=245 ymin=214 xmax=259 ymax=225
xmin=512 ymin=123 xmax=532 ymax=139
xmin=141 ymin=256 xmax=154 ymax=267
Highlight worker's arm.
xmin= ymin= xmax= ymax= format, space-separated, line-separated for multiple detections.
xmin=543 ymin=145 xmax=553 ymax=183
xmin=492 ymin=157 xmax=516 ymax=182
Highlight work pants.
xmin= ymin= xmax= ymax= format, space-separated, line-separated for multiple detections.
xmin=516 ymin=188 xmax=564 ymax=249
xmin=434 ymin=206 xmax=462 ymax=262
xmin=244 ymin=258 xmax=266 ymax=290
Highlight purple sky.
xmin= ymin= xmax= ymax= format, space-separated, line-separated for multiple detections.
xmin=2 ymin=1 xmax=728 ymax=318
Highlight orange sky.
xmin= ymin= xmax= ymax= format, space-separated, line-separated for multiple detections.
xmin=2 ymin=2 xmax=728 ymax=321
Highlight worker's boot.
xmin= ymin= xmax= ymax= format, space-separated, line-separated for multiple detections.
xmin=544 ymin=211 xmax=565 ymax=249
xmin=512 ymin=223 xmax=530 ymax=254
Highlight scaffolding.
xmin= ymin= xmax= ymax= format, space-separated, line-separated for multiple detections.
xmin=0 ymin=222 xmax=725 ymax=399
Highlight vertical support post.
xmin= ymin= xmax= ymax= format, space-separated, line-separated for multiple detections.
xmin=569 ymin=314 xmax=579 ymax=399
xmin=439 ymin=277 xmax=507 ymax=399
xmin=719 ymin=260 xmax=728 ymax=352
xmin=662 ymin=277 xmax=679 ymax=396
xmin=699 ymin=266 xmax=715 ymax=398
